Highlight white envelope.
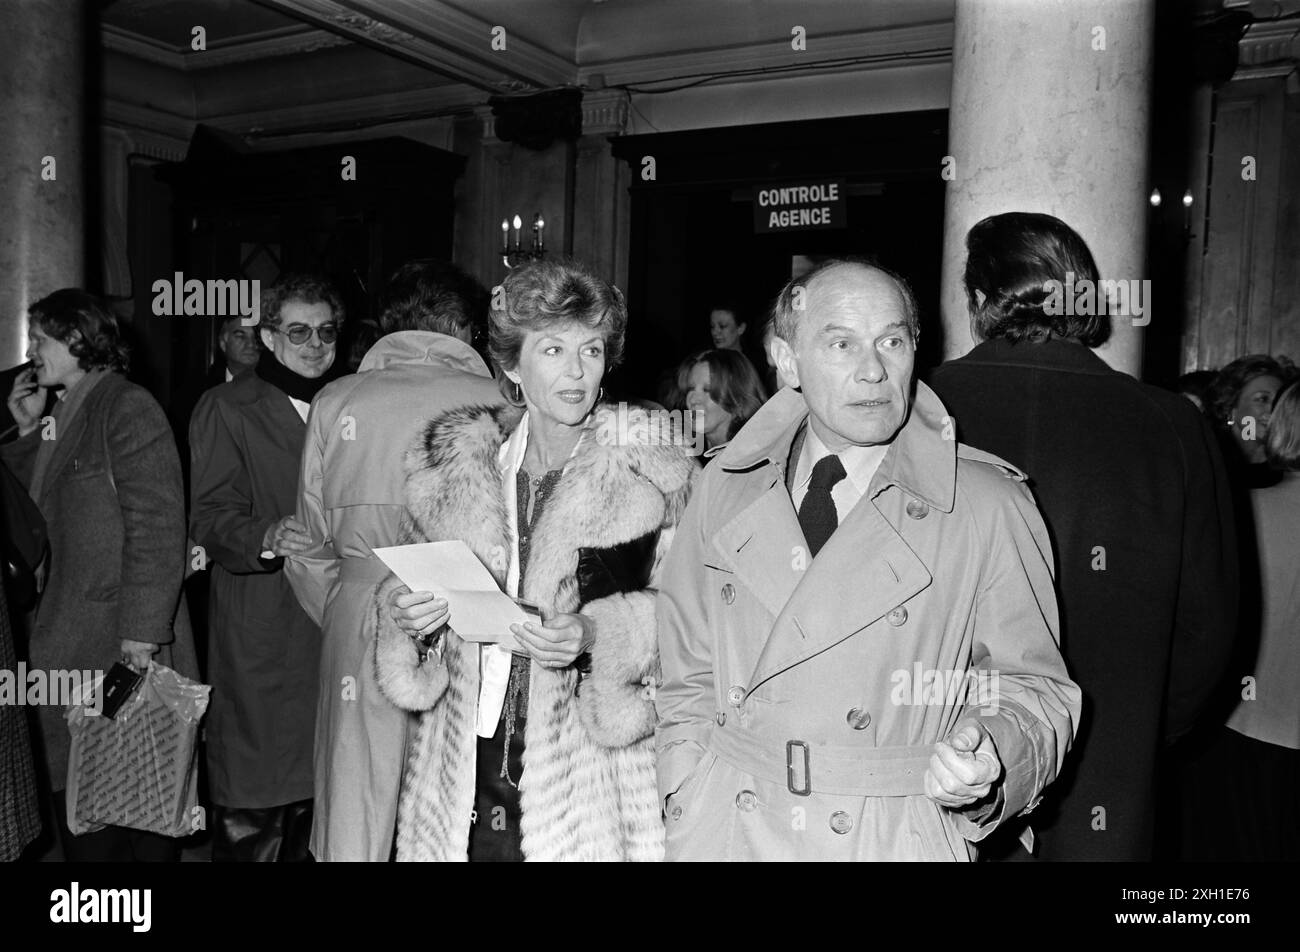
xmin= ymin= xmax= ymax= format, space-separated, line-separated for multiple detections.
xmin=372 ymin=540 xmax=530 ymax=645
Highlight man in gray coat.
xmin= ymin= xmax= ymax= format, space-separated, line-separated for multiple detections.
xmin=286 ymin=261 xmax=503 ymax=861
xmin=656 ymin=260 xmax=1080 ymax=861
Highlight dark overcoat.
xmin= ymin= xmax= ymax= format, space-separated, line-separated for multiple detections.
xmin=189 ymin=371 xmax=320 ymax=808
xmin=929 ymin=338 xmax=1238 ymax=860
xmin=0 ymin=372 xmax=197 ymax=791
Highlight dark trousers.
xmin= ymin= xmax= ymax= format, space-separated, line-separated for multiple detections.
xmin=52 ymin=789 xmax=179 ymax=863
xmin=1180 ymin=726 xmax=1300 ymax=861
xmin=467 ymin=724 xmax=525 ymax=862
xmin=211 ymin=799 xmax=314 ymax=862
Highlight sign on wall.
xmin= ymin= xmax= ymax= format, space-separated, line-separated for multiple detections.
xmin=753 ymin=179 xmax=846 ymax=233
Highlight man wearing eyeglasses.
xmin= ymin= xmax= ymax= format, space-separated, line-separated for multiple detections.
xmin=188 ymin=273 xmax=344 ymax=861
xmin=284 ymin=259 xmax=504 ymax=862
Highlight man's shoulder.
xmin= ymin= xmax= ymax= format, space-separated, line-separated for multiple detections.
xmin=955 ymin=442 xmax=1028 ymax=483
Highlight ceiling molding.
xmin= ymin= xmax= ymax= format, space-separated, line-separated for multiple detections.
xmin=103 ymin=98 xmax=195 ymax=147
xmin=101 ymin=22 xmax=351 ymax=71
xmin=577 ymin=21 xmax=954 ymax=89
xmin=199 ymin=82 xmax=482 ymax=138
xmin=581 ymin=89 xmax=629 ymax=136
xmin=258 ymin=0 xmax=577 ymax=90
xmin=1237 ymin=17 xmax=1300 ymax=71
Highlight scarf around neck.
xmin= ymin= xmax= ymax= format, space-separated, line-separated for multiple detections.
xmin=254 ymin=349 xmax=337 ymax=403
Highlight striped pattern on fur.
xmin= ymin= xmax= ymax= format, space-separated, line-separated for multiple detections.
xmin=373 ymin=403 xmax=696 ymax=860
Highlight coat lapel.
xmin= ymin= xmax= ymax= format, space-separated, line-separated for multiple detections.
xmin=713 ymin=382 xmax=955 ymax=693
xmin=711 ymin=473 xmax=806 ymax=620
xmin=36 ymin=376 xmax=114 ymax=506
xmin=747 ymin=494 xmax=932 ymax=690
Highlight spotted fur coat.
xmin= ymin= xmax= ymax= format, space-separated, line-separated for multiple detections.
xmin=374 ymin=403 xmax=696 ymax=861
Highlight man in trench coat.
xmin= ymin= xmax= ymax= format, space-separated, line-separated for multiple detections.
xmin=656 ymin=259 xmax=1081 ymax=861
xmin=285 ymin=260 xmax=502 ymax=862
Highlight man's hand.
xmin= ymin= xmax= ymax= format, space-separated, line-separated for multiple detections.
xmin=925 ymin=721 xmax=1002 ymax=808
xmin=120 ymin=638 xmax=158 ymax=670
xmin=511 ymin=613 xmax=593 ymax=669
xmin=261 ymin=515 xmax=313 ymax=557
xmin=7 ymin=367 xmax=45 ymax=436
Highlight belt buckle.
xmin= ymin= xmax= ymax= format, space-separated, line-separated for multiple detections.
xmin=786 ymin=739 xmax=811 ymax=796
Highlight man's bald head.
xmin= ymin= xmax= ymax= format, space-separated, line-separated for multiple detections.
xmin=770 ymin=258 xmax=919 ymax=348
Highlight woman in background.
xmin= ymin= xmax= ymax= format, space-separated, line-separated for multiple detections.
xmin=673 ymin=348 xmax=767 ymax=457
xmin=1193 ymin=381 xmax=1300 ymax=859
xmin=1206 ymin=354 xmax=1295 ymax=481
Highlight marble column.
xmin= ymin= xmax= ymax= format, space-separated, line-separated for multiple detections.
xmin=0 ymin=0 xmax=85 ymax=367
xmin=939 ymin=0 xmax=1154 ymax=375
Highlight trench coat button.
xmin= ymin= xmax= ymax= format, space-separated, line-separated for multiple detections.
xmin=829 ymin=811 xmax=853 ymax=835
xmin=886 ymin=605 xmax=908 ymax=627
xmin=846 ymin=707 xmax=872 ymax=730
xmin=906 ymin=499 xmax=929 ymax=520
xmin=735 ymin=790 xmax=758 ymax=812
xmin=721 ymin=583 xmax=736 ymax=604
xmin=670 ymin=804 xmax=683 ymax=820
xmin=726 ymin=685 xmax=746 ymax=707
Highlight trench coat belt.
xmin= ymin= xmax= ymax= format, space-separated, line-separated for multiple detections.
xmin=340 ymin=555 xmax=392 ymax=582
xmin=707 ymin=726 xmax=932 ymax=797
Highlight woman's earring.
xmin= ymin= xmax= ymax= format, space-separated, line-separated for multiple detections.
xmin=513 ymin=382 xmax=524 ymax=403
xmin=597 ymin=386 xmax=605 ymax=403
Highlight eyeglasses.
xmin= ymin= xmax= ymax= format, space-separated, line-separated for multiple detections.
xmin=273 ymin=323 xmax=339 ymax=345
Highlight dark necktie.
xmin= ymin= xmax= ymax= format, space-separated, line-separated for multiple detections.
xmin=797 ymin=453 xmax=846 ymax=558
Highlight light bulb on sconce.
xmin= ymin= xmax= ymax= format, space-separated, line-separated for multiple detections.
xmin=1181 ymin=190 xmax=1193 ymax=208
xmin=1149 ymin=188 xmax=1162 ymax=207
xmin=501 ymin=211 xmax=548 ymax=269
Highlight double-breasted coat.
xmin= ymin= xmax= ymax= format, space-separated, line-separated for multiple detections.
xmin=655 ymin=383 xmax=1081 ymax=861
xmin=0 ymin=372 xmax=197 ymax=791
xmin=284 ymin=331 xmax=503 ymax=861
xmin=189 ymin=370 xmax=321 ymax=808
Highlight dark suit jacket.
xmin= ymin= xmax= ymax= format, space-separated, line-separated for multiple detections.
xmin=0 ymin=372 xmax=197 ymax=789
xmin=189 ymin=371 xmax=320 ymax=807
xmin=929 ymin=338 xmax=1237 ymax=861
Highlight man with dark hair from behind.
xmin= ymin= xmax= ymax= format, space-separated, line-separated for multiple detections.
xmin=929 ymin=211 xmax=1237 ymax=861
xmin=284 ymin=259 xmax=503 ymax=861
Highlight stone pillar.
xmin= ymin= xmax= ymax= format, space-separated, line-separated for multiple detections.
xmin=0 ymin=0 xmax=85 ymax=367
xmin=572 ymin=90 xmax=632 ymax=291
xmin=939 ymin=0 xmax=1154 ymax=376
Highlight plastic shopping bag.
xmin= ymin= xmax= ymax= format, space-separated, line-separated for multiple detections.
xmin=65 ymin=661 xmax=210 ymax=837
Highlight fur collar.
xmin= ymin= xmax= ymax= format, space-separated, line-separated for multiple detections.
xmin=401 ymin=402 xmax=695 ymax=613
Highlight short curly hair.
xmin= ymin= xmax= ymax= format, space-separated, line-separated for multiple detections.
xmin=488 ymin=259 xmax=627 ymax=398
xmin=258 ymin=273 xmax=345 ymax=331
xmin=378 ymin=259 xmax=487 ymax=338
xmin=29 ymin=289 xmax=130 ymax=373
xmin=1205 ymin=354 xmax=1297 ymax=428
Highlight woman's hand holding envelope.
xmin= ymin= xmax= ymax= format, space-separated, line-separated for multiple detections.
xmin=387 ymin=585 xmax=450 ymax=638
xmin=511 ymin=613 xmax=594 ymax=669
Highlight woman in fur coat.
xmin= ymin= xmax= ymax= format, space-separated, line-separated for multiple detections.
xmin=375 ymin=259 xmax=696 ymax=861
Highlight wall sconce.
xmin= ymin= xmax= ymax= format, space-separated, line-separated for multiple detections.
xmin=501 ymin=212 xmax=546 ymax=269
